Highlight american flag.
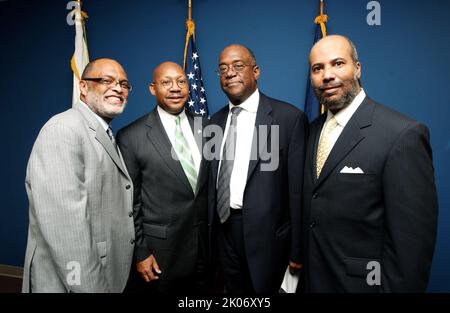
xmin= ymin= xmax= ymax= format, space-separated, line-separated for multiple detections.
xmin=184 ymin=35 xmax=209 ymax=117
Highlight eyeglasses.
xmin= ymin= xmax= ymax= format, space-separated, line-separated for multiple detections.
xmin=82 ymin=77 xmax=132 ymax=92
xmin=153 ymin=78 xmax=188 ymax=89
xmin=216 ymin=62 xmax=256 ymax=76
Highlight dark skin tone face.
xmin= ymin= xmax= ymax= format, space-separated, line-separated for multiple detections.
xmin=218 ymin=45 xmax=260 ymax=106
xmin=149 ymin=62 xmax=189 ymax=115
xmin=309 ymin=35 xmax=361 ymax=114
xmin=79 ymin=59 xmax=129 ymax=123
xmin=218 ymin=45 xmax=302 ymax=274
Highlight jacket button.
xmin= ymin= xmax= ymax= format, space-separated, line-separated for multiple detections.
xmin=128 ymin=211 xmax=133 ymax=217
xmin=309 ymin=220 xmax=317 ymax=228
xmin=126 ymin=185 xmax=131 ymax=190
xmin=130 ymin=239 xmax=135 ymax=244
xmin=313 ymin=193 xmax=318 ymax=199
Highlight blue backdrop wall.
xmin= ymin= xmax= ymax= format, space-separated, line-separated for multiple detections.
xmin=1 ymin=0 xmax=449 ymax=292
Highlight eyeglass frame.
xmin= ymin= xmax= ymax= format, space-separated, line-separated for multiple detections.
xmin=151 ymin=78 xmax=188 ymax=89
xmin=82 ymin=77 xmax=132 ymax=92
xmin=216 ymin=61 xmax=257 ymax=76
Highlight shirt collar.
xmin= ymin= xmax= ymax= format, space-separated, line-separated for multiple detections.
xmin=326 ymin=88 xmax=366 ymax=127
xmin=79 ymin=100 xmax=110 ymax=131
xmin=228 ymin=89 xmax=259 ymax=113
xmin=157 ymin=105 xmax=187 ymax=122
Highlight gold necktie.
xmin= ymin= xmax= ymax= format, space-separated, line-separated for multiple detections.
xmin=316 ymin=116 xmax=338 ymax=178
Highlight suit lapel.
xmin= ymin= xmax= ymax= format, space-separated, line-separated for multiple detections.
xmin=146 ymin=108 xmax=193 ymax=194
xmin=315 ymin=97 xmax=374 ymax=189
xmin=211 ymin=107 xmax=229 ymax=191
xmin=74 ymin=101 xmax=129 ymax=177
xmin=246 ymin=93 xmax=272 ymax=182
xmin=95 ymin=125 xmax=129 ymax=176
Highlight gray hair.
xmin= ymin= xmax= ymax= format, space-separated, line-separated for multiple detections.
xmin=346 ymin=37 xmax=359 ymax=64
xmin=342 ymin=36 xmax=361 ymax=86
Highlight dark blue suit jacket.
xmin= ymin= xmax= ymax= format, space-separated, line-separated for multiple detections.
xmin=302 ymin=96 xmax=438 ymax=292
xmin=208 ymin=93 xmax=308 ymax=293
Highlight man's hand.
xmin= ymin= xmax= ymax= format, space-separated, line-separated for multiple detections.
xmin=288 ymin=261 xmax=303 ymax=274
xmin=136 ymin=255 xmax=162 ymax=283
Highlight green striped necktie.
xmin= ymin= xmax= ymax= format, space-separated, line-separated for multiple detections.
xmin=174 ymin=115 xmax=197 ymax=192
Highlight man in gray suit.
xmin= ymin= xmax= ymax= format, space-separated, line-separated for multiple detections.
xmin=22 ymin=58 xmax=135 ymax=293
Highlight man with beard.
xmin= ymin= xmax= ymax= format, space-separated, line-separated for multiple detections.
xmin=301 ymin=35 xmax=438 ymax=292
xmin=23 ymin=58 xmax=135 ymax=292
xmin=117 ymin=62 xmax=209 ymax=294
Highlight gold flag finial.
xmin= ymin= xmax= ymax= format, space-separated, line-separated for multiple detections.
xmin=183 ymin=0 xmax=195 ymax=70
xmin=315 ymin=0 xmax=327 ymax=37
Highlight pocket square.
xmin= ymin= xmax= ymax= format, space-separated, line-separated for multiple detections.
xmin=340 ymin=166 xmax=364 ymax=174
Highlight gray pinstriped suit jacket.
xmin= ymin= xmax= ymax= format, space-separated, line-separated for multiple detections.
xmin=22 ymin=101 xmax=135 ymax=292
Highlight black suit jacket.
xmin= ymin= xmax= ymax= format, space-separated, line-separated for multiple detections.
xmin=117 ymin=108 xmax=209 ymax=282
xmin=208 ymin=93 xmax=308 ymax=293
xmin=302 ymin=96 xmax=438 ymax=292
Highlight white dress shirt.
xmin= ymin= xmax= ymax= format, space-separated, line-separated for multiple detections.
xmin=157 ymin=106 xmax=201 ymax=174
xmin=217 ymin=89 xmax=260 ymax=209
xmin=319 ymin=88 xmax=366 ymax=152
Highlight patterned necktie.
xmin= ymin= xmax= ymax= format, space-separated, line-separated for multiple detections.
xmin=316 ymin=116 xmax=338 ymax=178
xmin=106 ymin=126 xmax=117 ymax=150
xmin=217 ymin=106 xmax=243 ymax=223
xmin=174 ymin=115 xmax=197 ymax=192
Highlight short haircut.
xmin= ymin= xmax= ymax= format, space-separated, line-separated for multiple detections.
xmin=344 ymin=36 xmax=359 ymax=64
xmin=222 ymin=44 xmax=257 ymax=64
xmin=81 ymin=57 xmax=119 ymax=79
xmin=244 ymin=46 xmax=257 ymax=64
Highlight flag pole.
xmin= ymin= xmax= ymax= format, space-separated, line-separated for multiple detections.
xmin=317 ymin=0 xmax=327 ymax=114
xmin=80 ymin=0 xmax=89 ymax=55
xmin=182 ymin=0 xmax=209 ymax=116
xmin=184 ymin=0 xmax=195 ymax=70
xmin=188 ymin=0 xmax=192 ymax=21
xmin=71 ymin=0 xmax=89 ymax=107
xmin=315 ymin=0 xmax=327 ymax=37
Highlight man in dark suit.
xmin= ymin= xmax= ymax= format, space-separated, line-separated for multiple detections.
xmin=302 ymin=35 xmax=438 ymax=292
xmin=208 ymin=44 xmax=308 ymax=293
xmin=117 ymin=62 xmax=209 ymax=294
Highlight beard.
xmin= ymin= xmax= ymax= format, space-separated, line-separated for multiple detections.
xmin=314 ymin=74 xmax=359 ymax=114
xmin=85 ymin=91 xmax=127 ymax=120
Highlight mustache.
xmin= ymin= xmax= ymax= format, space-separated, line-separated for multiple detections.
xmin=318 ymin=82 xmax=343 ymax=91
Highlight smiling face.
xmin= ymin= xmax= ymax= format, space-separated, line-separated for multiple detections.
xmin=309 ymin=35 xmax=361 ymax=114
xmin=80 ymin=59 xmax=129 ymax=123
xmin=149 ymin=62 xmax=188 ymax=115
xmin=218 ymin=45 xmax=260 ymax=106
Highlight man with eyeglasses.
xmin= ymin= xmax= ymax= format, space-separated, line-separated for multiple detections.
xmin=23 ymin=58 xmax=135 ymax=292
xmin=208 ymin=44 xmax=308 ymax=293
xmin=117 ymin=61 xmax=210 ymax=294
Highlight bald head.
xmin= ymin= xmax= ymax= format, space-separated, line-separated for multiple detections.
xmin=310 ymin=35 xmax=359 ymax=67
xmin=81 ymin=58 xmax=124 ymax=80
xmin=219 ymin=44 xmax=257 ymax=64
xmin=149 ymin=61 xmax=188 ymax=115
xmin=152 ymin=61 xmax=184 ymax=82
xmin=309 ymin=35 xmax=362 ymax=114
